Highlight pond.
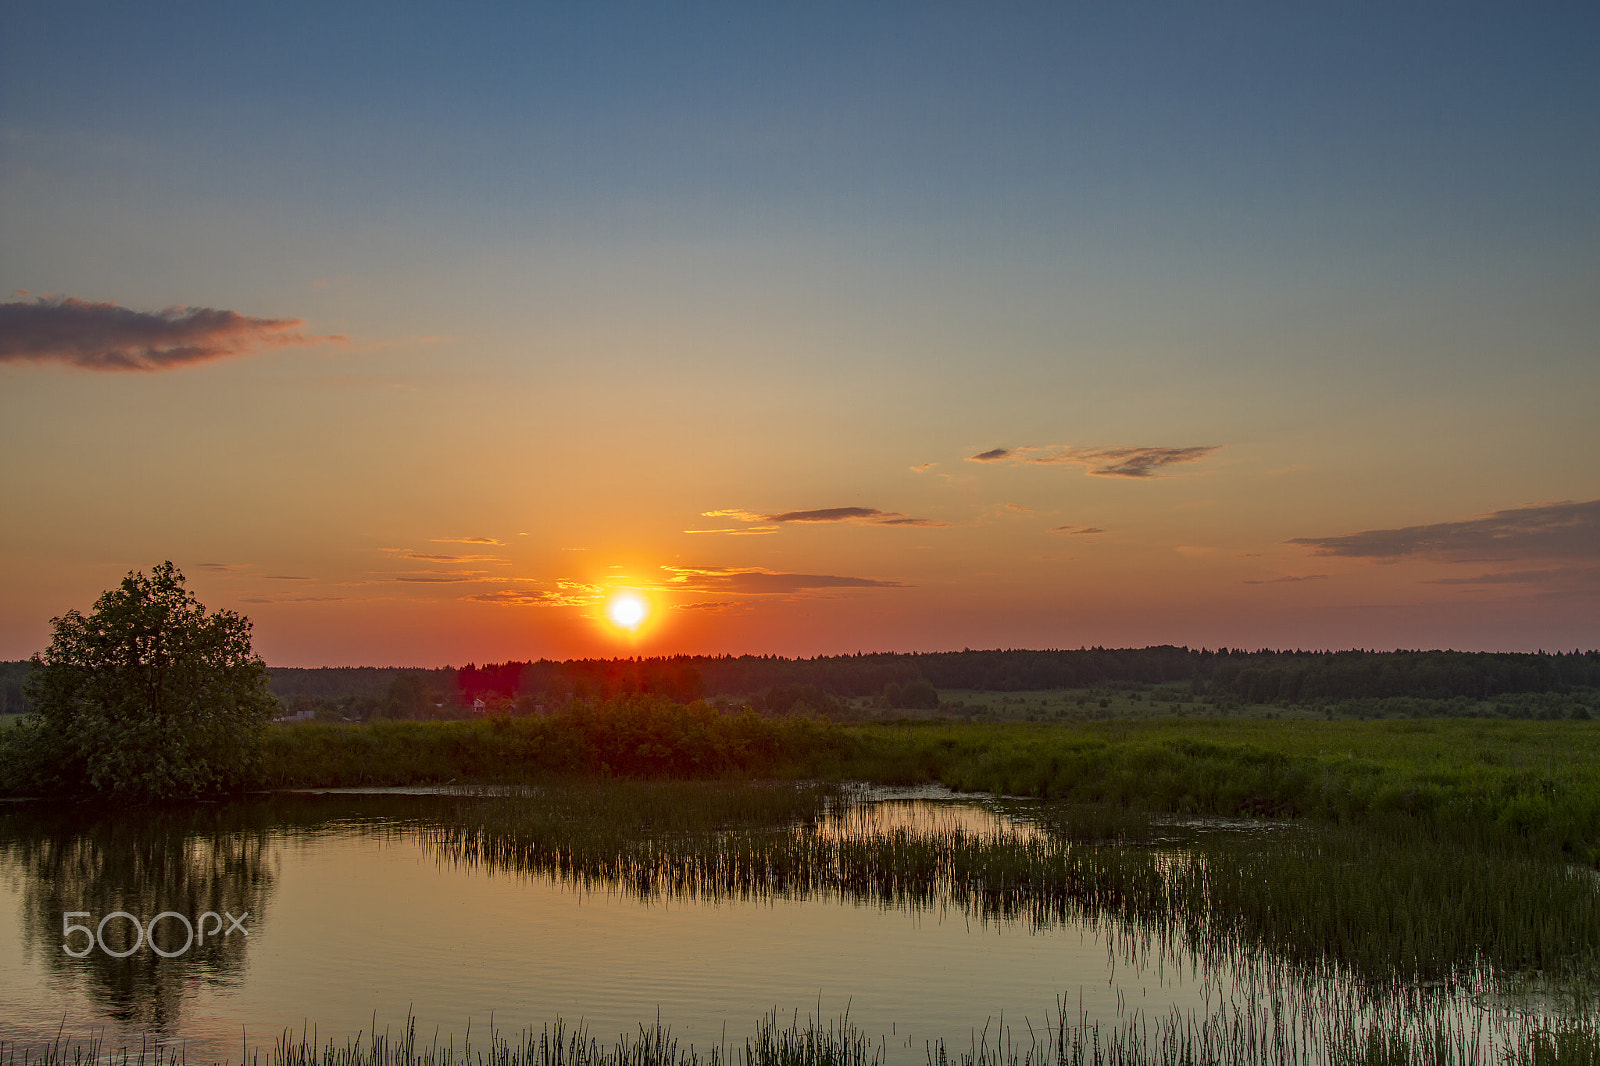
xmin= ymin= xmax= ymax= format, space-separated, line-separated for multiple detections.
xmin=0 ymin=784 xmax=1582 ymax=1064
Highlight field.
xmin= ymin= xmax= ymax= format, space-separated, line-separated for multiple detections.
xmin=885 ymin=685 xmax=1596 ymax=724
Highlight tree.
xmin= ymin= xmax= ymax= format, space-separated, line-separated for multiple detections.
xmin=17 ymin=562 xmax=277 ymax=800
xmin=382 ymin=672 xmax=434 ymax=720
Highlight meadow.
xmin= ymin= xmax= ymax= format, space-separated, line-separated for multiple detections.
xmin=254 ymin=702 xmax=1600 ymax=862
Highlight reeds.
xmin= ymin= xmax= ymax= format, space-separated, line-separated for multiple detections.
xmin=416 ymin=789 xmax=1600 ymax=991
xmin=6 ymin=992 xmax=1598 ymax=1066
xmin=245 ymin=706 xmax=1600 ymax=866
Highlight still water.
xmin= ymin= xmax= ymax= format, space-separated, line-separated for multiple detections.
xmin=0 ymin=788 xmax=1271 ymax=1062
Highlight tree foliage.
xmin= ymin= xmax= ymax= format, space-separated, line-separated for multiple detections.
xmin=14 ymin=562 xmax=276 ymax=800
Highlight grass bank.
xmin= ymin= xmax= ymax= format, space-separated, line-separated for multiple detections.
xmin=257 ymin=705 xmax=1600 ymax=859
xmin=853 ymin=716 xmax=1600 ymax=858
xmin=257 ymin=700 xmax=856 ymax=787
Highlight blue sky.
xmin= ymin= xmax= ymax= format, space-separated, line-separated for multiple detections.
xmin=3 ymin=3 xmax=1597 ymax=662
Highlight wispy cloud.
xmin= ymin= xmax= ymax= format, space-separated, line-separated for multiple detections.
xmin=381 ymin=570 xmax=493 ymax=583
xmin=1289 ymin=500 xmax=1600 ymax=562
xmin=1049 ymin=525 xmax=1106 ymax=535
xmin=1426 ymin=566 xmax=1600 ymax=588
xmin=197 ymin=562 xmax=244 ymax=573
xmin=767 ymin=507 xmax=887 ymax=523
xmin=703 ymin=506 xmax=947 ymax=528
xmin=1243 ymin=574 xmax=1329 ymax=585
xmin=675 ymin=600 xmax=738 ymax=611
xmin=381 ymin=548 xmax=506 ymax=563
xmin=467 ymin=588 xmax=593 ymax=606
xmin=0 ymin=293 xmax=344 ymax=371
xmin=967 ymin=445 xmax=1219 ymax=478
xmin=242 ymin=595 xmax=347 ymax=603
xmin=663 ymin=566 xmax=905 ymax=594
xmin=683 ymin=526 xmax=781 ymax=536
xmin=265 ymin=574 xmax=312 ymax=581
xmin=430 ymin=536 xmax=503 ymax=546
xmin=910 ymin=463 xmax=936 ymax=473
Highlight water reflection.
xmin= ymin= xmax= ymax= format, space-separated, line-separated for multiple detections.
xmin=0 ymin=803 xmax=276 ymax=1028
xmin=2 ymin=786 xmax=1593 ymax=1060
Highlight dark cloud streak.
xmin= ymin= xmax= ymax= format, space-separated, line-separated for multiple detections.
xmin=716 ymin=506 xmax=948 ymax=528
xmin=1290 ymin=500 xmax=1600 ymax=562
xmin=967 ymin=444 xmax=1218 ymax=478
xmin=665 ymin=566 xmax=904 ymax=595
xmin=0 ymin=294 xmax=344 ymax=371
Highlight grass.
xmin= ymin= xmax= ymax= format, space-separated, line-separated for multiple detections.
xmin=931 ymin=685 xmax=1599 ymax=725
xmin=418 ymin=787 xmax=1600 ymax=989
xmin=254 ymin=701 xmax=854 ymax=788
xmin=848 ymin=717 xmax=1600 ymax=859
xmin=5 ymin=993 xmax=1598 ymax=1066
xmin=251 ymin=705 xmax=1600 ymax=862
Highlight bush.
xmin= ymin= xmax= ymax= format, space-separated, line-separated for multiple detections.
xmin=8 ymin=562 xmax=276 ymax=800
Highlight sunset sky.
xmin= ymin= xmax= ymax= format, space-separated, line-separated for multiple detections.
xmin=2 ymin=4 xmax=1596 ymax=665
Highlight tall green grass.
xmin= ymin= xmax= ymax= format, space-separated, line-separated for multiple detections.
xmin=245 ymin=706 xmax=1600 ymax=862
xmin=852 ymin=718 xmax=1600 ymax=859
xmin=253 ymin=702 xmax=857 ymax=788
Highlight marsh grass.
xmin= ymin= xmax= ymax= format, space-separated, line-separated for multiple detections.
xmin=238 ymin=708 xmax=1600 ymax=867
xmin=7 ymin=782 xmax=1600 ymax=1062
xmin=6 ymin=992 xmax=1599 ymax=1066
xmin=417 ymin=788 xmax=1600 ymax=990
xmin=252 ymin=705 xmax=853 ymax=791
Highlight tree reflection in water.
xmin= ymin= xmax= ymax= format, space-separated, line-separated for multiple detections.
xmin=0 ymin=802 xmax=276 ymax=1031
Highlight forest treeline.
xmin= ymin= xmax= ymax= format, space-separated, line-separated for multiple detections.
xmin=3 ymin=648 xmax=1596 ymax=722
xmin=434 ymin=647 xmax=1600 ymax=705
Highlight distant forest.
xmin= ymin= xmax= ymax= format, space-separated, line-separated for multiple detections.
xmin=3 ymin=648 xmax=1596 ymax=722
xmin=450 ymin=648 xmax=1600 ymax=705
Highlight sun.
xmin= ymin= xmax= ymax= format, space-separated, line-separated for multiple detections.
xmin=605 ymin=591 xmax=650 ymax=631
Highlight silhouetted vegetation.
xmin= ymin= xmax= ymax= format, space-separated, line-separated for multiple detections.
xmin=7 ymin=997 xmax=1597 ymax=1066
xmin=0 ymin=659 xmax=29 ymax=716
xmin=4 ymin=646 xmax=1595 ymax=724
xmin=421 ymin=787 xmax=1600 ymax=987
xmin=247 ymin=647 xmax=1600 ymax=716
